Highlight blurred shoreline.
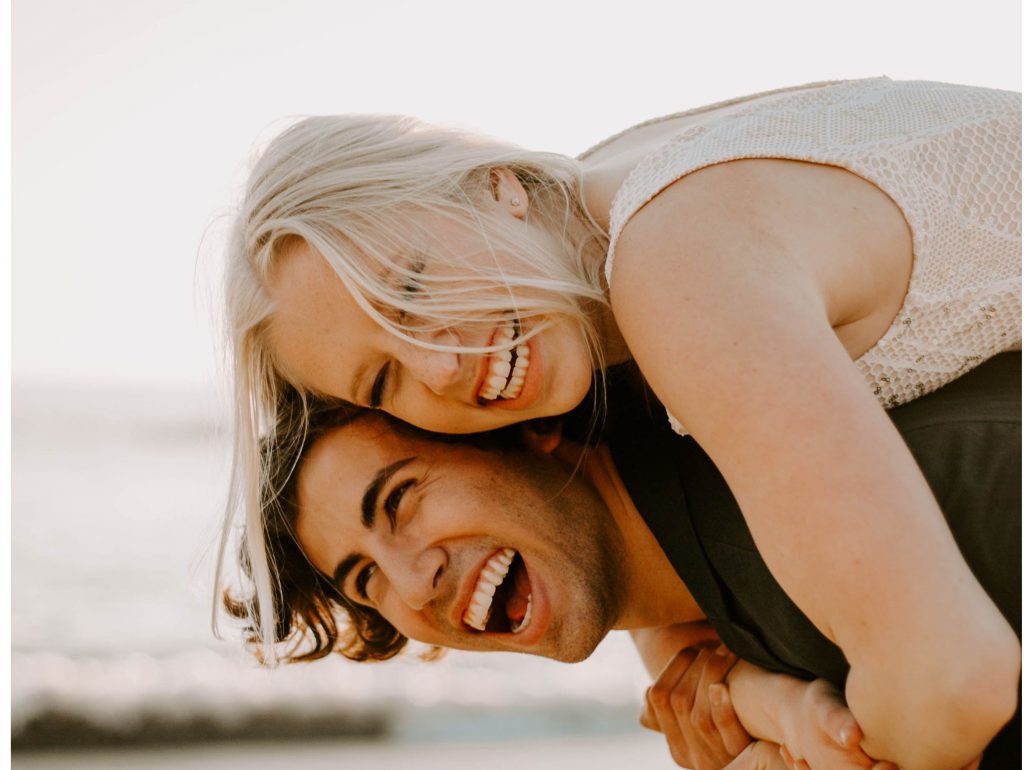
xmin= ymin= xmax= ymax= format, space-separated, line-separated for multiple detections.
xmin=14 ymin=732 xmax=681 ymax=770
xmin=13 ymin=700 xmax=645 ymax=752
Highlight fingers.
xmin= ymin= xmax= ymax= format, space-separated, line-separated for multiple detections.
xmin=679 ymin=646 xmax=736 ymax=767
xmin=808 ymin=679 xmax=863 ymax=750
xmin=702 ymin=648 xmax=751 ymax=757
xmin=777 ymin=745 xmax=810 ymax=770
xmin=678 ymin=647 xmax=716 ymax=745
xmin=709 ymin=683 xmax=753 ymax=755
xmin=645 ymin=647 xmax=699 ymax=766
xmin=639 ymin=694 xmax=659 ymax=732
xmin=779 ymin=744 xmax=794 ymax=769
xmin=726 ymin=741 xmax=789 ymax=770
xmin=643 ymin=643 xmax=753 ymax=769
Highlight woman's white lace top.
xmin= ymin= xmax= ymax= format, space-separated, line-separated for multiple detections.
xmin=601 ymin=78 xmax=1021 ymax=434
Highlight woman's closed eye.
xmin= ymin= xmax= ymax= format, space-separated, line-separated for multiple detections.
xmin=368 ymin=255 xmax=426 ymax=409
xmin=395 ymin=254 xmax=427 ymax=323
xmin=400 ymin=256 xmax=426 ymax=297
xmin=369 ymin=362 xmax=391 ymax=409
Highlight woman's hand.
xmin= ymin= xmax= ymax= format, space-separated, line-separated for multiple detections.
xmin=774 ymin=678 xmax=895 ymax=770
xmin=641 ymin=643 xmax=751 ymax=769
xmin=773 ymin=678 xmax=982 ymax=770
xmin=723 ymin=741 xmax=789 ymax=770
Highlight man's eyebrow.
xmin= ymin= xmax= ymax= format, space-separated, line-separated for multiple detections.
xmin=361 ymin=457 xmax=416 ymax=529
xmin=332 ymin=553 xmax=362 ymax=598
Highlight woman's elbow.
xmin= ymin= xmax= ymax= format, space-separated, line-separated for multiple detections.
xmin=852 ymin=625 xmax=1020 ymax=769
xmin=926 ymin=626 xmax=1020 ymax=765
xmin=958 ymin=628 xmax=1020 ymax=746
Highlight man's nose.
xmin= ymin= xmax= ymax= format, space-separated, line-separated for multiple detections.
xmin=381 ymin=545 xmax=448 ymax=611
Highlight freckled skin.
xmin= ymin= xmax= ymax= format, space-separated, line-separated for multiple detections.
xmin=267 ymin=233 xmax=597 ymax=435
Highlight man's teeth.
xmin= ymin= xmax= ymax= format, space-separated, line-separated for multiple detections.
xmin=478 ymin=323 xmax=530 ymax=402
xmin=462 ymin=548 xmax=532 ymax=634
xmin=463 ymin=548 xmax=514 ymax=631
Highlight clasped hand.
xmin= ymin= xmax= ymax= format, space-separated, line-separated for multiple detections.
xmin=639 ymin=643 xmax=899 ymax=770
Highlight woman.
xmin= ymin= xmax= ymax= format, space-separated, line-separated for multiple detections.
xmin=222 ymin=78 xmax=1020 ymax=768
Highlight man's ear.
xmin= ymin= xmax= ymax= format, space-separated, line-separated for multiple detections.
xmin=519 ymin=418 xmax=563 ymax=454
xmin=489 ymin=168 xmax=529 ymax=219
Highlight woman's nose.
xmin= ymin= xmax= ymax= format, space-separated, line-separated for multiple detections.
xmin=399 ymin=332 xmax=462 ymax=395
xmin=382 ymin=545 xmax=448 ymax=611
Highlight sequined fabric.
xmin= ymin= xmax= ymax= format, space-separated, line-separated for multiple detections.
xmin=601 ymin=78 xmax=1021 ymax=434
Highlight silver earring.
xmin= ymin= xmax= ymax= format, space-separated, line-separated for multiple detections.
xmin=511 ymin=196 xmax=521 ymax=207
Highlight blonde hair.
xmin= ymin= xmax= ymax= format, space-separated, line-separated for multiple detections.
xmin=215 ymin=114 xmax=610 ymax=661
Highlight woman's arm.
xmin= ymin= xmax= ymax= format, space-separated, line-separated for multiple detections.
xmin=610 ymin=161 xmax=1020 ymax=769
xmin=726 ymin=663 xmax=890 ymax=770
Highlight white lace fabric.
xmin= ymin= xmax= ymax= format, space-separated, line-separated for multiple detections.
xmin=601 ymin=78 xmax=1022 ymax=434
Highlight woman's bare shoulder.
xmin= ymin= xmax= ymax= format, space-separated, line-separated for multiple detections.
xmin=610 ymin=158 xmax=913 ymax=355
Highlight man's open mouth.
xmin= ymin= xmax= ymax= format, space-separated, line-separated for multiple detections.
xmin=477 ymin=321 xmax=530 ymax=403
xmin=462 ymin=548 xmax=533 ymax=634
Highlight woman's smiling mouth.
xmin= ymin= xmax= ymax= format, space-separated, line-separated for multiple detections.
xmin=476 ymin=321 xmax=531 ymax=403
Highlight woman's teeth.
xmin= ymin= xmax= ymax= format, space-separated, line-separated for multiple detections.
xmin=478 ymin=324 xmax=530 ymax=402
xmin=462 ymin=548 xmax=532 ymax=634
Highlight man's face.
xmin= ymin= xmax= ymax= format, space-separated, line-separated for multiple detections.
xmin=295 ymin=415 xmax=625 ymax=661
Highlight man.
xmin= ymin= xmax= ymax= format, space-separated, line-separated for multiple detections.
xmin=241 ymin=354 xmax=1020 ymax=768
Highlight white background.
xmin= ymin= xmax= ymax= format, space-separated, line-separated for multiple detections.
xmin=12 ymin=0 xmax=1022 ymax=391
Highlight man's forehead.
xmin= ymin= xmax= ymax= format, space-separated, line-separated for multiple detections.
xmin=302 ymin=414 xmax=443 ymax=491
xmin=311 ymin=415 xmax=412 ymax=471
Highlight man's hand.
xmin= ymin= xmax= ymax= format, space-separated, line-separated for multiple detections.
xmin=640 ymin=643 xmax=751 ymax=768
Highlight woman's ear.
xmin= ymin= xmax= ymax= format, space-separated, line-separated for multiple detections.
xmin=490 ymin=168 xmax=529 ymax=219
xmin=519 ymin=418 xmax=563 ymax=454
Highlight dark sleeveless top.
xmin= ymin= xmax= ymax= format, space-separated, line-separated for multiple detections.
xmin=605 ymin=352 xmax=1021 ymax=766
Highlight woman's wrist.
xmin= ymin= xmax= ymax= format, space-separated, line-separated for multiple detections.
xmin=726 ymin=660 xmax=805 ymax=746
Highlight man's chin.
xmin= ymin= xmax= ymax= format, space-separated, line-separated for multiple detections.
xmin=523 ymin=620 xmax=608 ymax=663
xmin=439 ymin=623 xmax=604 ymax=662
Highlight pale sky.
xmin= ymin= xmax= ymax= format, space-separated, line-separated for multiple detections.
xmin=12 ymin=0 xmax=1021 ymax=389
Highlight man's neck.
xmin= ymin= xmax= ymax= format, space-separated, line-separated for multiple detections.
xmin=562 ymin=442 xmax=706 ymax=629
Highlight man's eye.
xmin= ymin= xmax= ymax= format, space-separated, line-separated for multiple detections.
xmin=384 ymin=479 xmax=415 ymax=528
xmin=354 ymin=563 xmax=377 ymax=601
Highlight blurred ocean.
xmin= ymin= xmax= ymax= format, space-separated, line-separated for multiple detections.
xmin=11 ymin=385 xmax=666 ymax=760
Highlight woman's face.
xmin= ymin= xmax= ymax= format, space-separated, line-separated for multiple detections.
xmin=266 ymin=231 xmax=595 ymax=434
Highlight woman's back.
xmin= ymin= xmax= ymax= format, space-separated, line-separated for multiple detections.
xmin=589 ymin=78 xmax=1020 ymax=433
